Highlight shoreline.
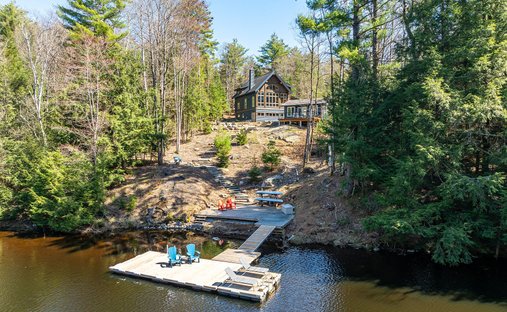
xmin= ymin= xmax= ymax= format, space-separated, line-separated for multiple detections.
xmin=2 ymin=218 xmax=503 ymax=263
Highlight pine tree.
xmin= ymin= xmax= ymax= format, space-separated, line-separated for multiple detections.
xmin=257 ymin=33 xmax=290 ymax=70
xmin=219 ymin=39 xmax=248 ymax=109
xmin=0 ymin=3 xmax=28 ymax=96
xmin=57 ymin=0 xmax=127 ymax=40
xmin=360 ymin=0 xmax=507 ymax=265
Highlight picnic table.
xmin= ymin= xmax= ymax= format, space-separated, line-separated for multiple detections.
xmin=255 ymin=191 xmax=284 ymax=206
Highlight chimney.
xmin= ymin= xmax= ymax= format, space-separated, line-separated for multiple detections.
xmin=248 ymin=69 xmax=255 ymax=90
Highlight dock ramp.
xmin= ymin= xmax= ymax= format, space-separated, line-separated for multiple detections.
xmin=238 ymin=225 xmax=276 ymax=252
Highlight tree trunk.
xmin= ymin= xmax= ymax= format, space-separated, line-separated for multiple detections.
xmin=372 ymin=0 xmax=379 ymax=82
xmin=302 ymin=37 xmax=315 ymax=169
xmin=351 ymin=0 xmax=361 ymax=81
xmin=326 ymin=14 xmax=336 ymax=176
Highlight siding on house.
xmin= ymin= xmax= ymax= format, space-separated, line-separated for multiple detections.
xmin=234 ymin=93 xmax=256 ymax=121
xmin=233 ymin=71 xmax=290 ymax=122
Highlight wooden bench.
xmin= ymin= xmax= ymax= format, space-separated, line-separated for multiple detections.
xmin=235 ymin=193 xmax=250 ymax=203
xmin=256 ymin=191 xmax=283 ymax=198
xmin=255 ymin=197 xmax=283 ymax=207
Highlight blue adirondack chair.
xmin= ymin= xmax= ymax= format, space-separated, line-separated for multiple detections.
xmin=186 ymin=244 xmax=200 ymax=264
xmin=167 ymin=245 xmax=182 ymax=267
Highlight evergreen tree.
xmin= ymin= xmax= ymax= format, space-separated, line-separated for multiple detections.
xmin=257 ymin=33 xmax=290 ymax=70
xmin=219 ymin=39 xmax=248 ymax=109
xmin=318 ymin=0 xmax=507 ymax=265
xmin=58 ymin=0 xmax=127 ymax=40
xmin=0 ymin=3 xmax=28 ymax=99
xmin=109 ymin=50 xmax=154 ymax=167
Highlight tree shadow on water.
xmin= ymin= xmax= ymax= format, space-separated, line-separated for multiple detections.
xmin=317 ymin=245 xmax=507 ymax=306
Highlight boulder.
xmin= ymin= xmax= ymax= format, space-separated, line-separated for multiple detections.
xmin=283 ymin=134 xmax=300 ymax=144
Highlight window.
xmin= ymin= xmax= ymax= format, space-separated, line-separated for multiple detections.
xmin=287 ymin=107 xmax=294 ymax=117
xmin=280 ymin=93 xmax=287 ymax=102
xmin=260 ymin=92 xmax=265 ymax=105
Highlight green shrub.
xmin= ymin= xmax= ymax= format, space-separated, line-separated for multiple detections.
xmin=203 ymin=122 xmax=213 ymax=134
xmin=8 ymin=145 xmax=97 ymax=232
xmin=248 ymin=165 xmax=263 ymax=183
xmin=214 ymin=131 xmax=232 ymax=167
xmin=120 ymin=195 xmax=137 ymax=212
xmin=236 ymin=129 xmax=248 ymax=146
xmin=261 ymin=141 xmax=281 ymax=171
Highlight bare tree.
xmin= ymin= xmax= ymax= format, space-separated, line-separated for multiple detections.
xmin=297 ymin=14 xmax=325 ymax=169
xmin=129 ymin=0 xmax=179 ymax=164
xmin=65 ymin=35 xmax=113 ymax=165
xmin=129 ymin=0 xmax=209 ymax=159
xmin=172 ymin=0 xmax=204 ymax=154
xmin=17 ymin=17 xmax=65 ymax=147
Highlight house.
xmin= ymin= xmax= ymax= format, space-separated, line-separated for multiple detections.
xmin=279 ymin=98 xmax=328 ymax=126
xmin=233 ymin=70 xmax=328 ymax=124
xmin=233 ymin=70 xmax=291 ymax=122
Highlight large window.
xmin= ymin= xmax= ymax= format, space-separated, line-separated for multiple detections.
xmin=258 ymin=92 xmax=265 ymax=106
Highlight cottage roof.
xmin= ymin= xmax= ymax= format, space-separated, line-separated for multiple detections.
xmin=233 ymin=70 xmax=291 ymax=98
xmin=281 ymin=98 xmax=327 ymax=106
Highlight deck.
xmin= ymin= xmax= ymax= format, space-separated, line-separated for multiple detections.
xmin=109 ymin=251 xmax=280 ymax=302
xmin=279 ymin=117 xmax=321 ymax=124
xmin=109 ymin=224 xmax=282 ymax=302
xmin=197 ymin=205 xmax=293 ymax=228
xmin=212 ymin=248 xmax=261 ymax=264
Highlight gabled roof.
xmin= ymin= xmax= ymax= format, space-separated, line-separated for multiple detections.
xmin=233 ymin=70 xmax=291 ymax=98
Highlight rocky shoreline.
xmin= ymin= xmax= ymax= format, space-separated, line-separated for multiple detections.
xmin=0 ymin=217 xmax=374 ymax=251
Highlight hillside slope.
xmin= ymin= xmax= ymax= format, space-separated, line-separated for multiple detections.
xmin=97 ymin=122 xmax=372 ymax=247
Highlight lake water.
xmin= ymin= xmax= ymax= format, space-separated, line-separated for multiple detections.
xmin=1 ymin=231 xmax=506 ymax=312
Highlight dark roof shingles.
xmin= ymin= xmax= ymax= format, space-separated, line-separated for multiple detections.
xmin=233 ymin=71 xmax=291 ymax=98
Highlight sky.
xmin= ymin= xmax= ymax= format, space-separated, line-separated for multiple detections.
xmin=2 ymin=0 xmax=310 ymax=57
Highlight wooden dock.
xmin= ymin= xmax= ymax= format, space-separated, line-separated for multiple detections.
xmin=239 ymin=225 xmax=276 ymax=252
xmin=197 ymin=205 xmax=294 ymax=228
xmin=109 ymin=222 xmax=281 ymax=302
xmin=212 ymin=248 xmax=261 ymax=264
xmin=109 ymin=251 xmax=280 ymax=302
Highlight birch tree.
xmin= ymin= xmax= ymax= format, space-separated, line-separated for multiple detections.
xmin=17 ymin=17 xmax=65 ymax=147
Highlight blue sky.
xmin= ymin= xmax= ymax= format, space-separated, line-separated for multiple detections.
xmin=2 ymin=0 xmax=309 ymax=57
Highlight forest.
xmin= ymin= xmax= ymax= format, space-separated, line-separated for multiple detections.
xmin=0 ymin=0 xmax=506 ymax=266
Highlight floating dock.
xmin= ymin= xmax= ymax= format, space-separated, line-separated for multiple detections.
xmin=109 ymin=224 xmax=282 ymax=302
xmin=211 ymin=248 xmax=261 ymax=264
xmin=109 ymin=250 xmax=280 ymax=302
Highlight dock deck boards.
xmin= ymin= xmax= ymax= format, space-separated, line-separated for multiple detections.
xmin=239 ymin=225 xmax=276 ymax=252
xmin=198 ymin=205 xmax=293 ymax=227
xmin=109 ymin=251 xmax=280 ymax=302
xmin=211 ymin=249 xmax=261 ymax=264
xmin=109 ymin=213 xmax=283 ymax=303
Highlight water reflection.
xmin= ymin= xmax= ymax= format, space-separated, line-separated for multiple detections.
xmin=1 ymin=232 xmax=507 ymax=312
